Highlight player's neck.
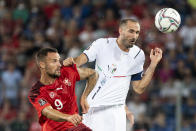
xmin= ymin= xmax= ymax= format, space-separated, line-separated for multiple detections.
xmin=40 ymin=72 xmax=56 ymax=85
xmin=116 ymin=38 xmax=129 ymax=52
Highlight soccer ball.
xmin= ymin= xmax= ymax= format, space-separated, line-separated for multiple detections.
xmin=155 ymin=8 xmax=181 ymax=33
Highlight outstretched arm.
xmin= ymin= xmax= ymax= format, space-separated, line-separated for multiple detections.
xmin=74 ymin=53 xmax=88 ymax=67
xmin=63 ymin=39 xmax=101 ymax=67
xmin=132 ymin=48 xmax=162 ymax=94
xmin=77 ymin=68 xmax=99 ymax=113
xmin=63 ymin=53 xmax=88 ymax=67
xmin=42 ymin=106 xmax=82 ymax=126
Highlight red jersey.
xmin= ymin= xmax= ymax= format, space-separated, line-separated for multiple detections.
xmin=28 ymin=65 xmax=81 ymax=131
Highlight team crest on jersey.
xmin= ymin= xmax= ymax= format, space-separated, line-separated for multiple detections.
xmin=63 ymin=78 xmax=72 ymax=86
xmin=49 ymin=92 xmax=55 ymax=98
xmin=108 ymin=64 xmax=117 ymax=74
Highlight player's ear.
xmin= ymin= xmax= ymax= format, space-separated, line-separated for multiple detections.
xmin=39 ymin=61 xmax=45 ymax=69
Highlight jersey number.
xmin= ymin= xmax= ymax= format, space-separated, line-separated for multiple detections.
xmin=54 ymin=99 xmax=63 ymax=110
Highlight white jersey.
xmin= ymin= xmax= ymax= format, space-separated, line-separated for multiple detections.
xmin=83 ymin=38 xmax=145 ymax=107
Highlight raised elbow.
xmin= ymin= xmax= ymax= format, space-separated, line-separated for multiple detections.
xmin=136 ymin=90 xmax=144 ymax=94
xmin=89 ymin=70 xmax=99 ymax=79
xmin=133 ymin=87 xmax=145 ymax=94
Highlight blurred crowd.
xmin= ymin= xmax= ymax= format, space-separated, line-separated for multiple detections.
xmin=0 ymin=0 xmax=195 ymax=131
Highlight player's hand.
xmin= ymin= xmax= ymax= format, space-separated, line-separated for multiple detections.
xmin=63 ymin=57 xmax=75 ymax=66
xmin=125 ymin=106 xmax=134 ymax=127
xmin=80 ymin=96 xmax=89 ymax=114
xmin=126 ymin=111 xmax=135 ymax=127
xmin=150 ymin=48 xmax=162 ymax=66
xmin=67 ymin=114 xmax=83 ymax=126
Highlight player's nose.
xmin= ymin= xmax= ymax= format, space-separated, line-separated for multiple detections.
xmin=133 ymin=33 xmax=138 ymax=39
xmin=58 ymin=61 xmax=62 ymax=67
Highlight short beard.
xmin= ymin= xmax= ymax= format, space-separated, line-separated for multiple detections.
xmin=47 ymin=72 xmax=60 ymax=78
xmin=126 ymin=44 xmax=133 ymax=48
xmin=122 ymin=39 xmax=133 ymax=49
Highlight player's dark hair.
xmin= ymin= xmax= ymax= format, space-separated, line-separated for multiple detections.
xmin=119 ymin=18 xmax=139 ymax=28
xmin=36 ymin=47 xmax=58 ymax=63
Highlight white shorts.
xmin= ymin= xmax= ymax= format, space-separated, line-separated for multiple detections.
xmin=82 ymin=104 xmax=126 ymax=131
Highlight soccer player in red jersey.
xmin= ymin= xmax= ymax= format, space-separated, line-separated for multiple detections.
xmin=28 ymin=48 xmax=98 ymax=131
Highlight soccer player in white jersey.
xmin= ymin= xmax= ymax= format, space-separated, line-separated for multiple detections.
xmin=63 ymin=18 xmax=162 ymax=131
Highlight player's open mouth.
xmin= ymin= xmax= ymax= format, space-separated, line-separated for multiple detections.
xmin=130 ymin=40 xmax=135 ymax=44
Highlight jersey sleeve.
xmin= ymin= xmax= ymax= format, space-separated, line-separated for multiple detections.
xmin=131 ymin=71 xmax=143 ymax=81
xmin=61 ymin=64 xmax=80 ymax=81
xmin=30 ymin=95 xmax=51 ymax=119
xmin=72 ymin=64 xmax=80 ymax=81
xmin=134 ymin=49 xmax=145 ymax=74
xmin=83 ymin=38 xmax=105 ymax=62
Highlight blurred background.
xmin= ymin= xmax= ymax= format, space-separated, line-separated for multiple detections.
xmin=0 ymin=0 xmax=195 ymax=131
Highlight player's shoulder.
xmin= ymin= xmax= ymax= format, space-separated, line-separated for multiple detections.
xmin=132 ymin=45 xmax=145 ymax=60
xmin=94 ymin=37 xmax=117 ymax=45
xmin=28 ymin=81 xmax=45 ymax=102
xmin=61 ymin=64 xmax=77 ymax=72
xmin=61 ymin=64 xmax=78 ymax=77
xmin=61 ymin=64 xmax=80 ymax=81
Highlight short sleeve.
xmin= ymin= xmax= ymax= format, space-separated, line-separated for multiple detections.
xmin=131 ymin=71 xmax=143 ymax=81
xmin=72 ymin=64 xmax=80 ymax=81
xmin=30 ymin=96 xmax=51 ymax=119
xmin=83 ymin=38 xmax=104 ymax=62
xmin=134 ymin=49 xmax=145 ymax=74
xmin=61 ymin=64 xmax=80 ymax=81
